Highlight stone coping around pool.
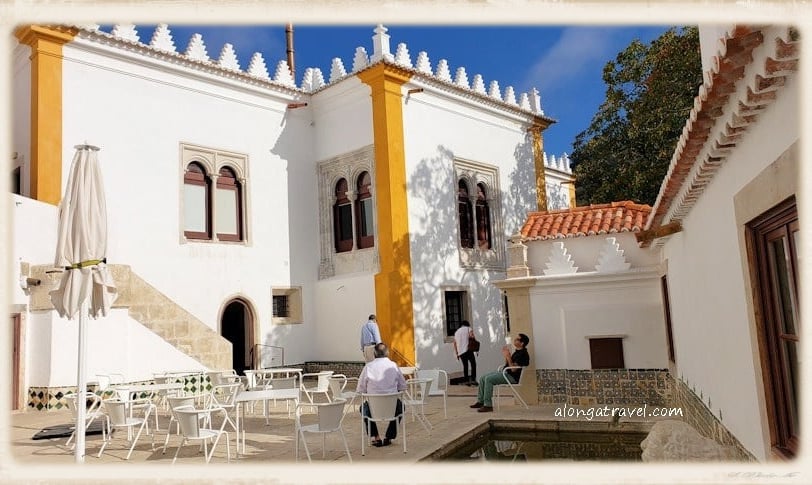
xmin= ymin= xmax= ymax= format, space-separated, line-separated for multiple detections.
xmin=420 ymin=418 xmax=653 ymax=461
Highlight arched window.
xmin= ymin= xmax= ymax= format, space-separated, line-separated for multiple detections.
xmin=355 ymin=171 xmax=374 ymax=249
xmin=458 ymin=180 xmax=474 ymax=249
xmin=183 ymin=162 xmax=210 ymax=239
xmin=334 ymin=178 xmax=353 ymax=252
xmin=476 ymin=183 xmax=492 ymax=250
xmin=216 ymin=166 xmax=243 ymax=241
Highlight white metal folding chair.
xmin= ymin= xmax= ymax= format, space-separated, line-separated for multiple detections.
xmin=360 ymin=392 xmax=406 ymax=455
xmin=161 ymin=395 xmax=198 ymax=454
xmin=64 ymin=392 xmax=108 ymax=450
xmin=328 ymin=374 xmax=358 ymax=414
xmin=294 ymin=399 xmax=352 ymax=462
xmin=205 ymin=382 xmax=240 ymax=434
xmin=494 ymin=366 xmax=529 ymax=410
xmin=403 ymin=378 xmax=433 ymax=433
xmin=98 ymin=399 xmax=155 ymax=460
xmin=415 ymin=369 xmax=448 ymax=419
xmin=300 ymin=371 xmax=334 ymax=403
xmin=171 ymin=405 xmax=231 ymax=464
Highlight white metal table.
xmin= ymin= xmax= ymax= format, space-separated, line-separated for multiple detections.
xmin=234 ymin=385 xmax=300 ymax=455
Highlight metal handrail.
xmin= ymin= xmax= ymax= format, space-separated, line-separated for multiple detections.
xmin=251 ymin=344 xmax=284 ymax=369
xmin=388 ymin=345 xmax=415 ymax=368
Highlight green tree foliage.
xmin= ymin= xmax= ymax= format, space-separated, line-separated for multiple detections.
xmin=571 ymin=27 xmax=702 ymax=206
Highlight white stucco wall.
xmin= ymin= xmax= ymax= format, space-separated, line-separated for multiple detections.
xmin=528 ymin=270 xmax=668 ymax=369
xmin=37 ymin=309 xmax=205 ymax=387
xmin=309 ymin=78 xmax=373 ymax=161
xmin=401 ymin=84 xmax=540 ymax=374
xmin=57 ymin=40 xmax=317 ymax=366
xmin=661 ymin=36 xmax=799 ymax=460
xmin=314 ymin=273 xmax=376 ymax=362
xmin=12 ymin=44 xmax=31 ymax=197
xmin=10 ymin=194 xmax=58 ymax=305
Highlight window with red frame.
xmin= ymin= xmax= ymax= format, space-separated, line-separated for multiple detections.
xmin=355 ymin=171 xmax=374 ymax=249
xmin=334 ymin=178 xmax=353 ymax=252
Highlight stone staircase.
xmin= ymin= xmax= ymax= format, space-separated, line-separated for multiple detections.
xmin=28 ymin=264 xmax=232 ymax=370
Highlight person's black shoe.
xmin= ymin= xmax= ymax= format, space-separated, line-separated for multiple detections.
xmin=470 ymin=381 xmax=478 ymax=386
xmin=382 ymin=438 xmax=392 ymax=447
xmin=372 ymin=439 xmax=384 ymax=447
xmin=470 ymin=402 xmax=484 ymax=408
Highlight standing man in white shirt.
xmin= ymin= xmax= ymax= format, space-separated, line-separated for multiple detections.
xmin=356 ymin=343 xmax=407 ymax=447
xmin=453 ymin=320 xmax=477 ymax=386
xmin=360 ymin=314 xmax=382 ymax=362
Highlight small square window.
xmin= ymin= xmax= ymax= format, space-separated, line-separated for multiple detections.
xmin=271 ymin=287 xmax=302 ymax=325
xmin=272 ymin=295 xmax=289 ymax=318
xmin=589 ymin=338 xmax=625 ymax=369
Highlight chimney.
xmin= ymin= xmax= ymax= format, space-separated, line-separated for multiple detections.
xmin=285 ymin=23 xmax=295 ymax=80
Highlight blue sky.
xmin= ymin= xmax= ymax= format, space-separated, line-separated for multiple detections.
xmin=110 ymin=24 xmax=674 ymax=156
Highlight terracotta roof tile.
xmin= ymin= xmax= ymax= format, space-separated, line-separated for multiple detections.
xmin=647 ymin=26 xmax=799 ymax=232
xmin=520 ymin=201 xmax=652 ymax=241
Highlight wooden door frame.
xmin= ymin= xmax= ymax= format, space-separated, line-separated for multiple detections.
xmin=10 ymin=307 xmax=26 ymax=412
xmin=746 ymin=196 xmax=799 ymax=458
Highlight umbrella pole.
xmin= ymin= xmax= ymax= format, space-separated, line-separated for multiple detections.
xmin=75 ymin=300 xmax=88 ymax=464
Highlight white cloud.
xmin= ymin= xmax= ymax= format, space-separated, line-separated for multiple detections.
xmin=521 ymin=27 xmax=622 ymax=94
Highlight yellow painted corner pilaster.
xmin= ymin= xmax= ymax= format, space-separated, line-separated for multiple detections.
xmin=568 ymin=181 xmax=577 ymax=208
xmin=358 ymin=64 xmax=416 ymax=366
xmin=15 ymin=25 xmax=78 ymax=206
xmin=530 ymin=126 xmax=548 ymax=212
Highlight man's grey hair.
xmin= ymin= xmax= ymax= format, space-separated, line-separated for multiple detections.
xmin=373 ymin=343 xmax=388 ymax=358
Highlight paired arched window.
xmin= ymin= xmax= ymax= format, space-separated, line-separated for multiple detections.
xmin=333 ymin=172 xmax=375 ymax=253
xmin=183 ymin=162 xmax=211 ymax=239
xmin=334 ymin=178 xmax=353 ymax=252
xmin=458 ymin=180 xmax=474 ymax=249
xmin=476 ymin=183 xmax=492 ymax=250
xmin=183 ymin=161 xmax=244 ymax=242
xmin=355 ymin=171 xmax=374 ymax=249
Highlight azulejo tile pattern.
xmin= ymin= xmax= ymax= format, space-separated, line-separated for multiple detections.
xmin=673 ymin=377 xmax=755 ymax=461
xmin=537 ymin=369 xmax=672 ymax=406
xmin=27 ymin=374 xmax=214 ymax=411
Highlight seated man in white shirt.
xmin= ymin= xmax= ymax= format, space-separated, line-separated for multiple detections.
xmin=356 ymin=343 xmax=407 ymax=447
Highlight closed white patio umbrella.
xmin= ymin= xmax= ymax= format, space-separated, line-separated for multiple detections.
xmin=50 ymin=144 xmax=117 ymax=463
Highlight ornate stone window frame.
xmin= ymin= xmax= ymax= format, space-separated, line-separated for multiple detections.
xmin=453 ymin=158 xmax=506 ymax=270
xmin=179 ymin=142 xmax=250 ymax=245
xmin=317 ymin=145 xmax=378 ymax=279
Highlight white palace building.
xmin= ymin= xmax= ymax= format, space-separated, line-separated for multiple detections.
xmin=8 ymin=23 xmax=801 ymax=462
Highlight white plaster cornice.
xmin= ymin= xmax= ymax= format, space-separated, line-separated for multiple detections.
xmin=493 ymin=264 xmax=664 ymax=292
xmin=71 ymin=28 xmax=304 ymax=105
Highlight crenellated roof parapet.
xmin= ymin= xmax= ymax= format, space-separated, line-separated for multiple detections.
xmin=542 ymin=152 xmax=572 ymax=175
xmin=71 ymin=23 xmax=305 ymax=96
xmin=69 ymin=23 xmax=554 ymax=122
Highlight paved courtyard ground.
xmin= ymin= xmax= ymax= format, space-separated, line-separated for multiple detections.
xmin=5 ymin=383 xmax=668 ymax=484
